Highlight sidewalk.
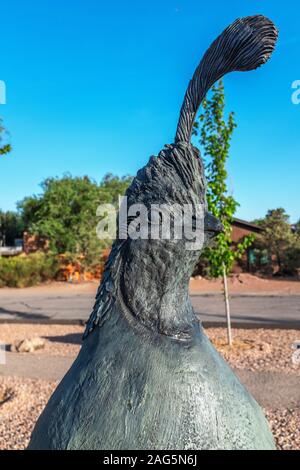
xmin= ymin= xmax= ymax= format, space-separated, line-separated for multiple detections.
xmin=1 ymin=351 xmax=299 ymax=410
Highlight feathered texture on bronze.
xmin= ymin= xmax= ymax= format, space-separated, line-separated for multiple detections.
xmin=176 ymin=15 xmax=278 ymax=143
xmin=28 ymin=15 xmax=278 ymax=450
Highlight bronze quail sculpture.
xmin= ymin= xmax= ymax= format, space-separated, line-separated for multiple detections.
xmin=29 ymin=15 xmax=278 ymax=450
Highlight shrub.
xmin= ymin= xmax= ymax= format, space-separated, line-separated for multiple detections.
xmin=0 ymin=252 xmax=59 ymax=288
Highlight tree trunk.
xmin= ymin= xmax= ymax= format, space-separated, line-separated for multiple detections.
xmin=223 ymin=263 xmax=232 ymax=346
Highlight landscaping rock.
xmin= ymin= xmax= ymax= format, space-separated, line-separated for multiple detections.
xmin=11 ymin=337 xmax=45 ymax=353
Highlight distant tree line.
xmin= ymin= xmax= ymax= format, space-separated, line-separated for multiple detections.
xmin=1 ymin=109 xmax=299 ymax=284
xmin=252 ymin=208 xmax=300 ymax=276
xmin=1 ymin=177 xmax=299 ymax=277
xmin=14 ymin=174 xmax=131 ymax=269
xmin=0 ymin=174 xmax=132 ymax=286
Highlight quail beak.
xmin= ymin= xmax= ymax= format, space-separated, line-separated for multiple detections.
xmin=204 ymin=212 xmax=224 ymax=239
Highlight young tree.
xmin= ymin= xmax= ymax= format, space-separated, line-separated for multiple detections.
xmin=0 ymin=118 xmax=11 ymax=155
xmin=193 ymin=80 xmax=254 ymax=345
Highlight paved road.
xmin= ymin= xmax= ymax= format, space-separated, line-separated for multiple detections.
xmin=0 ymin=287 xmax=299 ymax=327
xmin=1 ymin=352 xmax=299 ymax=409
xmin=191 ymin=293 xmax=300 ymax=327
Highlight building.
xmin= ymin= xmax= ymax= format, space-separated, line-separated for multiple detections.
xmin=231 ymin=218 xmax=262 ymax=243
xmin=231 ymin=218 xmax=263 ymax=272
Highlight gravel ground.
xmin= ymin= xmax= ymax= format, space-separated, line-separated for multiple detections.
xmin=265 ymin=408 xmax=300 ymax=450
xmin=0 ymin=324 xmax=83 ymax=357
xmin=0 ymin=376 xmax=57 ymax=450
xmin=206 ymin=327 xmax=300 ymax=375
xmin=0 ymin=324 xmax=299 ymax=449
xmin=0 ymin=375 xmax=298 ymax=450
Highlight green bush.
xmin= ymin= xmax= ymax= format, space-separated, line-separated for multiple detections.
xmin=0 ymin=252 xmax=59 ymax=288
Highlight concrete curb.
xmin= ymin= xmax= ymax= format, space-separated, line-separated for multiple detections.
xmin=0 ymin=318 xmax=299 ymax=330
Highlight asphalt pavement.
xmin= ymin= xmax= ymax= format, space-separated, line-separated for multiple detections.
xmin=0 ymin=287 xmax=299 ymax=328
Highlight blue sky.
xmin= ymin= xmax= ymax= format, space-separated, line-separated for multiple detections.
xmin=0 ymin=0 xmax=299 ymax=222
